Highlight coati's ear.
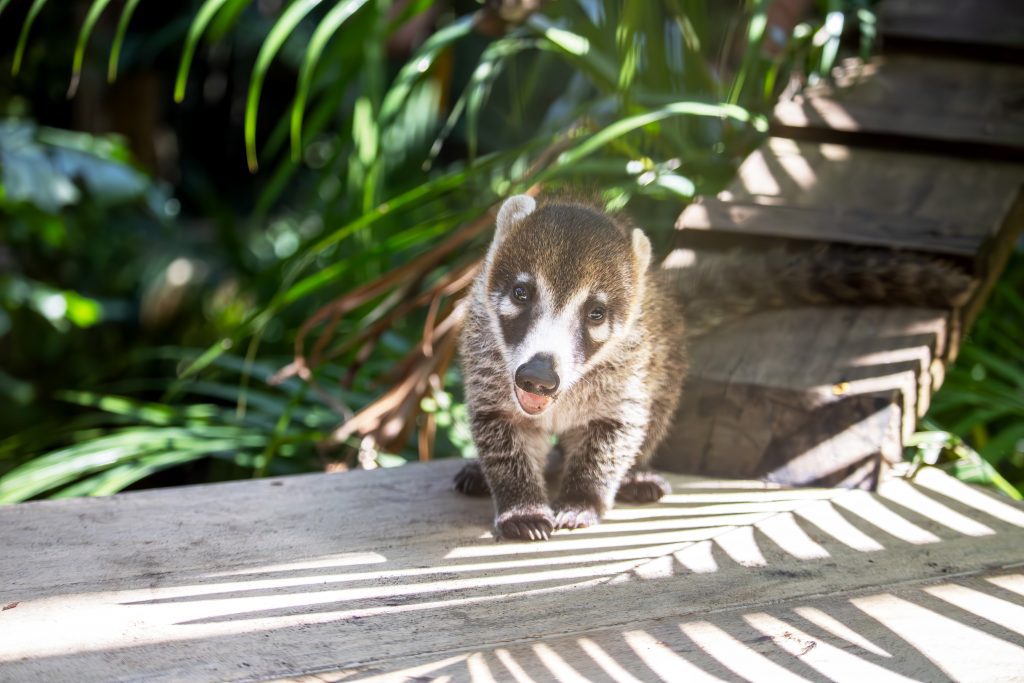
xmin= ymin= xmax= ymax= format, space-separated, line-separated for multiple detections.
xmin=631 ymin=228 xmax=652 ymax=273
xmin=494 ymin=194 xmax=536 ymax=244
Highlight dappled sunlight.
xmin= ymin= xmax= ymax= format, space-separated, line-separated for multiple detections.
xmin=914 ymin=466 xmax=1024 ymax=527
xmin=5 ymin=467 xmax=1024 ymax=678
xmin=624 ymin=629 xmax=727 ymax=682
xmin=678 ymin=621 xmax=813 ymax=683
xmin=793 ymin=606 xmax=892 ymax=657
xmin=347 ymin=573 xmax=1024 ymax=682
xmin=851 ymin=592 xmax=1024 ymax=681
xmin=879 ymin=478 xmax=996 ymax=536
xmin=577 ymin=637 xmax=646 ymax=683
xmin=831 ymin=488 xmax=941 ymax=544
xmin=744 ymin=611 xmax=920 ymax=682
xmin=202 ymin=552 xmax=387 ymax=578
xmin=988 ymin=574 xmax=1024 ymax=598
xmin=924 ymin=584 xmax=1024 ymax=637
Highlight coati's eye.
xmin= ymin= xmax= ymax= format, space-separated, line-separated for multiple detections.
xmin=588 ymin=306 xmax=606 ymax=323
xmin=512 ymin=285 xmax=529 ymax=302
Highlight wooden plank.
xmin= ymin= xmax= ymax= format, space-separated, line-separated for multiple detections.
xmin=878 ymin=0 xmax=1024 ymax=61
xmin=772 ymin=56 xmax=1024 ymax=159
xmin=655 ymin=306 xmax=953 ymax=488
xmin=297 ymin=568 xmax=1024 ymax=682
xmin=2 ymin=460 xmax=1024 ymax=682
xmin=676 ymin=137 xmax=1024 ymax=274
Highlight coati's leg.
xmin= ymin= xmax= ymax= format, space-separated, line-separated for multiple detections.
xmin=471 ymin=411 xmax=554 ymax=541
xmin=616 ymin=470 xmax=671 ymax=503
xmin=552 ymin=419 xmax=646 ymax=529
xmin=453 ymin=460 xmax=490 ymax=496
xmin=455 ymin=445 xmax=565 ymax=497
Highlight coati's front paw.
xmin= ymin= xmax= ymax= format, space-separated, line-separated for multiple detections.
xmin=616 ymin=472 xmax=671 ymax=503
xmin=453 ymin=460 xmax=490 ymax=496
xmin=552 ymin=502 xmax=600 ymax=530
xmin=495 ymin=506 xmax=554 ymax=541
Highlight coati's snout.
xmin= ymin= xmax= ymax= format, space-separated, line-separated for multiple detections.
xmin=480 ymin=194 xmax=654 ymax=418
xmin=514 ymin=354 xmax=559 ymax=415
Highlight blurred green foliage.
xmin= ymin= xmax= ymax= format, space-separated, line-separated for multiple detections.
xmin=909 ymin=254 xmax=1024 ymax=498
xmin=0 ymin=0 xmax=919 ymax=502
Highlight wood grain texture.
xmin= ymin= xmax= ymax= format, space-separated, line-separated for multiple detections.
xmin=878 ymin=0 xmax=1024 ymax=58
xmin=2 ymin=460 xmax=1024 ymax=682
xmin=671 ymin=136 xmax=1022 ymax=487
xmin=773 ymin=56 xmax=1024 ymax=159
xmin=655 ymin=306 xmax=952 ymax=487
xmin=678 ymin=137 xmax=1024 ymax=270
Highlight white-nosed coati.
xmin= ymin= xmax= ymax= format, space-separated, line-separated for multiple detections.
xmin=455 ymin=195 xmax=972 ymax=541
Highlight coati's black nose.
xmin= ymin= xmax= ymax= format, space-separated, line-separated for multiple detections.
xmin=515 ymin=354 xmax=560 ymax=396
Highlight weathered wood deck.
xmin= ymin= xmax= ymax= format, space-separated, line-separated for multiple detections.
xmin=3 ymin=459 xmax=1024 ymax=682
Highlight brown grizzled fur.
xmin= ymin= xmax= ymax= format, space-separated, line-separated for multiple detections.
xmin=455 ymin=195 xmax=972 ymax=541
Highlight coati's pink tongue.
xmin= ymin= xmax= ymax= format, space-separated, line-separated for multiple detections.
xmin=516 ymin=387 xmax=551 ymax=415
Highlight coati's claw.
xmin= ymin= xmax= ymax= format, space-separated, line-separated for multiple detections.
xmin=453 ymin=461 xmax=490 ymax=496
xmin=552 ymin=503 xmax=600 ymax=530
xmin=616 ymin=472 xmax=671 ymax=503
xmin=495 ymin=507 xmax=554 ymax=541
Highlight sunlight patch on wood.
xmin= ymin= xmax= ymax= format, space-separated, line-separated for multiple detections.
xmin=623 ymin=630 xmax=728 ymax=682
xmin=832 ymin=489 xmax=941 ymax=544
xmin=793 ymin=500 xmax=885 ymax=552
xmin=679 ymin=620 xmax=813 ymax=682
xmin=851 ymin=592 xmax=1024 ymax=681
xmin=878 ymin=479 xmax=995 ymax=537
xmin=445 ymin=528 xmax=723 ymax=559
xmin=914 ymin=467 xmax=1024 ymax=528
xmin=494 ymin=648 xmax=537 ymax=683
xmin=577 ymin=637 xmax=645 ymax=683
xmin=532 ymin=643 xmax=589 ymax=683
xmin=350 ymin=654 xmax=467 ymax=683
xmin=924 ymin=584 xmax=1024 ymax=637
xmin=673 ymin=541 xmax=718 ymax=574
xmin=793 ymin=606 xmax=892 ymax=657
xmin=986 ymin=574 xmax=1024 ymax=598
xmin=713 ymin=526 xmax=767 ymax=568
xmin=744 ymin=612 xmax=919 ymax=682
xmin=755 ymin=512 xmax=831 ymax=560
xmin=203 ymin=552 xmax=387 ymax=578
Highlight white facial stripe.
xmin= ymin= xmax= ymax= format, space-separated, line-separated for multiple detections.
xmin=589 ymin=320 xmax=610 ymax=342
xmin=498 ymin=298 xmax=519 ymax=317
xmin=510 ymin=276 xmax=595 ymax=391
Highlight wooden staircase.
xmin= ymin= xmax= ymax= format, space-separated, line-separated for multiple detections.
xmin=656 ymin=0 xmax=1024 ymax=488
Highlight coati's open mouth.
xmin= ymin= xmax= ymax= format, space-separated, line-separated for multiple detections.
xmin=515 ymin=386 xmax=553 ymax=415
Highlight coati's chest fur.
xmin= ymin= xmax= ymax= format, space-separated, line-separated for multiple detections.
xmin=456 ymin=194 xmax=971 ymax=542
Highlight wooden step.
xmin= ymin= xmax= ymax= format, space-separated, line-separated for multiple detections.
xmin=878 ymin=0 xmax=1024 ymax=61
xmin=664 ymin=138 xmax=1023 ymax=487
xmin=677 ymin=137 xmax=1024 ymax=324
xmin=655 ymin=306 xmax=953 ymax=488
xmin=3 ymin=460 xmax=1024 ymax=681
xmin=772 ymin=55 xmax=1024 ymax=160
